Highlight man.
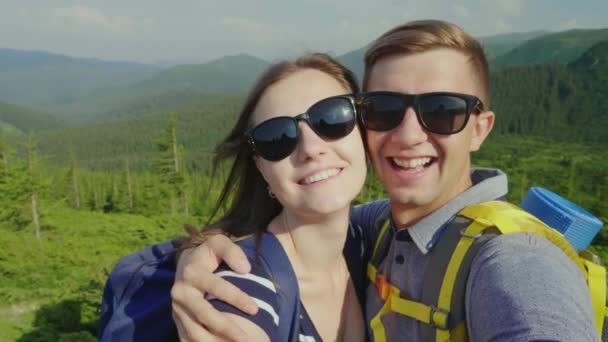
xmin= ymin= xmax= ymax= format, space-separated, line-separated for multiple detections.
xmin=100 ymin=20 xmax=596 ymax=341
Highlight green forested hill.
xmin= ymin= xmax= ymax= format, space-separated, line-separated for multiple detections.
xmin=29 ymin=41 xmax=608 ymax=170
xmin=491 ymin=41 xmax=608 ymax=144
xmin=336 ymin=31 xmax=546 ymax=82
xmin=45 ymin=54 xmax=267 ymax=122
xmin=0 ymin=101 xmax=63 ymax=132
xmin=492 ymin=28 xmax=608 ymax=68
xmin=35 ymin=96 xmax=243 ymax=169
xmin=480 ymin=31 xmax=548 ymax=59
xmin=141 ymin=53 xmax=268 ymax=93
xmin=0 ymin=49 xmax=157 ymax=106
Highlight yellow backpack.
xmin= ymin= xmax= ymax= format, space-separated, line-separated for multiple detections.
xmin=367 ymin=200 xmax=607 ymax=342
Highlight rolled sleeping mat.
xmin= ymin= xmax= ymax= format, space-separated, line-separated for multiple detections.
xmin=520 ymin=187 xmax=604 ymax=251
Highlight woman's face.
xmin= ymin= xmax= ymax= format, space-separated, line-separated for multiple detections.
xmin=252 ymin=69 xmax=367 ymax=219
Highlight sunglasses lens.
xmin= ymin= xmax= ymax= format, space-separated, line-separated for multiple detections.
xmin=251 ymin=117 xmax=298 ymax=161
xmin=360 ymin=94 xmax=405 ymax=131
xmin=308 ymin=97 xmax=356 ymax=139
xmin=419 ymin=95 xmax=468 ymax=134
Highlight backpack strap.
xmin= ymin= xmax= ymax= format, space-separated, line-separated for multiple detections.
xmin=418 ymin=216 xmax=498 ymax=341
xmin=367 ymin=200 xmax=608 ymax=342
xmin=459 ymin=201 xmax=606 ymax=339
xmin=239 ymin=233 xmax=301 ymax=342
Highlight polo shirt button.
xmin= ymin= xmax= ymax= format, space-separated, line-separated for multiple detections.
xmin=395 ymin=254 xmax=405 ymax=264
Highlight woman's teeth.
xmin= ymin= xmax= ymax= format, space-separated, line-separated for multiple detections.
xmin=302 ymin=168 xmax=340 ymax=185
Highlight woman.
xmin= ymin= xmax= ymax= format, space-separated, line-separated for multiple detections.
xmin=181 ymin=53 xmax=368 ymax=341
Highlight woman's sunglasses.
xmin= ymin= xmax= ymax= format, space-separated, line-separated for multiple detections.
xmin=245 ymin=95 xmax=357 ymax=161
xmin=358 ymin=91 xmax=484 ymax=134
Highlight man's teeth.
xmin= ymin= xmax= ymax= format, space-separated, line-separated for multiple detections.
xmin=302 ymin=168 xmax=340 ymax=185
xmin=393 ymin=157 xmax=431 ymax=169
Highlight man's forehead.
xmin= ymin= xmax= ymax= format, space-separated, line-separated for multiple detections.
xmin=365 ymin=49 xmax=479 ymax=95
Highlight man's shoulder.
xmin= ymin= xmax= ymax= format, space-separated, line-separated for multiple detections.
xmin=465 ymin=233 xmax=596 ymax=341
xmin=472 ymin=232 xmax=581 ymax=270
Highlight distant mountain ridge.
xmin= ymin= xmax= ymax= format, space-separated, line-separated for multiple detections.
xmin=0 ymin=100 xmax=63 ymax=133
xmin=0 ymin=26 xmax=606 ymax=124
xmin=335 ymin=30 xmax=549 ymax=81
xmin=493 ymin=28 xmax=608 ymax=67
xmin=43 ymin=53 xmax=269 ymax=121
xmin=0 ymin=48 xmax=158 ymax=106
xmin=491 ymin=40 xmax=608 ymax=144
xmin=0 ymin=48 xmax=152 ymax=71
xmin=478 ymin=30 xmax=548 ymax=59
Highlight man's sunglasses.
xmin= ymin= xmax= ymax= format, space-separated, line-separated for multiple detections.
xmin=245 ymin=95 xmax=357 ymax=161
xmin=358 ymin=91 xmax=484 ymax=134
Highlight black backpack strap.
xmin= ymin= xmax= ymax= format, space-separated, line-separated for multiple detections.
xmin=239 ymin=233 xmax=301 ymax=342
xmin=420 ymin=216 xmax=498 ymax=341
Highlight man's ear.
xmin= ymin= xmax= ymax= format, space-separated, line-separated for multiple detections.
xmin=469 ymin=111 xmax=495 ymax=152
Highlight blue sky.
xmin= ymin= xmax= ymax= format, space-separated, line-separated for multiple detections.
xmin=1 ymin=0 xmax=606 ymax=64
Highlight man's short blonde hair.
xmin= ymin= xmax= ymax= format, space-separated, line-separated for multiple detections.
xmin=364 ymin=19 xmax=490 ymax=106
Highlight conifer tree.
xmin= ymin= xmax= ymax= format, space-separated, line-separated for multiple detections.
xmin=24 ymin=135 xmax=41 ymax=239
xmin=156 ymin=114 xmax=187 ymax=216
xmin=67 ymin=149 xmax=81 ymax=209
xmin=124 ymin=159 xmax=134 ymax=212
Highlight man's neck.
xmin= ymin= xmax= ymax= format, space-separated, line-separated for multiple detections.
xmin=391 ymin=176 xmax=473 ymax=229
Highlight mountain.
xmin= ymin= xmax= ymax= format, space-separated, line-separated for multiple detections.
xmin=337 ymin=45 xmax=368 ymax=83
xmin=335 ymin=31 xmax=547 ymax=82
xmin=43 ymin=54 xmax=269 ymax=122
xmin=0 ymin=100 xmax=63 ymax=133
xmin=492 ymin=28 xmax=608 ymax=67
xmin=491 ymin=41 xmax=608 ymax=144
xmin=570 ymin=40 xmax=608 ymax=71
xmin=0 ymin=49 xmax=158 ymax=106
xmin=35 ymin=95 xmax=244 ymax=169
xmin=479 ymin=31 xmax=548 ymax=59
xmin=139 ymin=54 xmax=269 ymax=94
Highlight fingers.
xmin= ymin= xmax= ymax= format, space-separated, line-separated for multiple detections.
xmin=204 ymin=272 xmax=258 ymax=315
xmin=173 ymin=304 xmax=219 ymax=342
xmin=206 ymin=235 xmax=251 ymax=274
xmin=176 ymin=264 xmax=258 ymax=315
xmin=172 ymin=283 xmax=249 ymax=342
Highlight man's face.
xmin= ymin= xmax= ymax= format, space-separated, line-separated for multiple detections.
xmin=365 ymin=48 xmax=494 ymax=226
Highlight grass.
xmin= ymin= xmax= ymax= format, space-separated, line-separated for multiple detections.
xmin=0 ymin=205 xmax=197 ymax=341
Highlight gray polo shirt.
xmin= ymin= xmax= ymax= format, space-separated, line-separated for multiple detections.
xmin=351 ymin=168 xmax=597 ymax=341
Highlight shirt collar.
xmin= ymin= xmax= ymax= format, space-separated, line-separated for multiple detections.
xmin=392 ymin=167 xmax=508 ymax=255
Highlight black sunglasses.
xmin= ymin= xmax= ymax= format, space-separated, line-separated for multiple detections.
xmin=245 ymin=95 xmax=357 ymax=161
xmin=358 ymin=91 xmax=484 ymax=135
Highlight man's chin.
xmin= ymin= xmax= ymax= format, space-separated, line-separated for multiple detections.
xmin=388 ymin=191 xmax=437 ymax=210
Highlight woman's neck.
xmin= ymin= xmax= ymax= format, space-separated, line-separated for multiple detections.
xmin=268 ymin=207 xmax=350 ymax=276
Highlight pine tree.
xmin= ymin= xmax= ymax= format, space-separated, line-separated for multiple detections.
xmin=156 ymin=114 xmax=187 ymax=216
xmin=24 ymin=136 xmax=42 ymax=239
xmin=124 ymin=159 xmax=134 ymax=212
xmin=67 ymin=149 xmax=81 ymax=209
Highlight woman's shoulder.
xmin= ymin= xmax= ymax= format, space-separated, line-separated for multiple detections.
xmin=210 ymin=233 xmax=290 ymax=339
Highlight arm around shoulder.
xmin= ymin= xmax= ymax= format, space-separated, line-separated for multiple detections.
xmin=466 ymin=233 xmax=598 ymax=342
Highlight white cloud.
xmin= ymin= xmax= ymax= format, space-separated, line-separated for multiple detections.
xmin=51 ymin=5 xmax=133 ymax=33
